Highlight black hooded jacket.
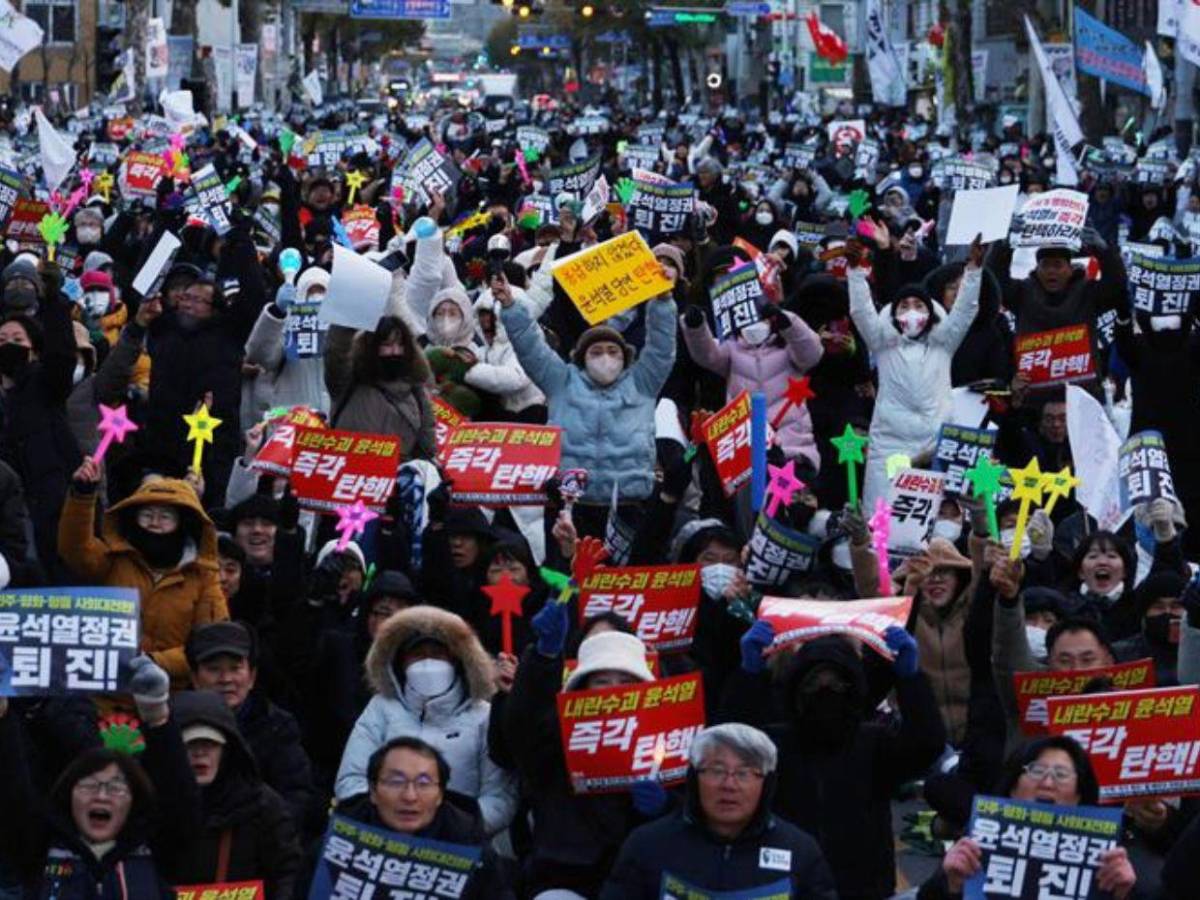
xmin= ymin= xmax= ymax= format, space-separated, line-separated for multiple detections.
xmin=923 ymin=262 xmax=1013 ymax=386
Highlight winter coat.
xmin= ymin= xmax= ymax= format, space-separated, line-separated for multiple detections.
xmin=235 ymin=689 xmax=317 ymax=832
xmin=0 ymin=458 xmax=39 ymax=587
xmin=600 ymin=782 xmax=838 ymax=900
xmin=166 ymin=691 xmax=302 ymax=899
xmin=98 ymin=302 xmax=150 ymax=394
xmin=405 ymin=230 xmax=467 ymax=339
xmin=501 ymin=295 xmax=677 ymax=503
xmin=334 ymin=605 xmax=517 ymax=836
xmin=66 ymin=322 xmax=146 ymax=457
xmin=849 ymin=265 xmax=981 ymax=512
xmin=464 ymin=292 xmax=545 ymax=413
xmin=922 ymin=263 xmax=1014 ymax=386
xmin=681 ymin=308 xmax=824 ymax=470
xmin=58 ymin=478 xmax=228 ymax=686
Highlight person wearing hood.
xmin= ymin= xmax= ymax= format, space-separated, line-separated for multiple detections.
xmin=724 ymin=628 xmax=945 ymax=900
xmin=496 ymin=270 xmax=676 ymax=535
xmin=59 ymin=461 xmax=228 ymax=687
xmin=166 ymin=690 xmax=301 ymax=898
xmin=849 ymin=237 xmax=984 ymax=512
xmin=324 ymin=313 xmax=436 ymax=459
xmin=424 ymin=286 xmax=486 ymax=417
xmin=334 ymin=605 xmax=517 ymax=837
xmin=1112 ymin=571 xmax=1189 ymax=686
xmin=742 ymin=198 xmax=786 ymax=253
xmin=242 ymin=265 xmax=332 ymax=424
xmin=463 ymin=282 xmax=546 ymax=422
xmin=600 ymin=723 xmax=838 ymax=899
xmin=421 ymin=505 xmax=493 ymax=619
xmin=923 ymin=260 xmax=1013 ymax=386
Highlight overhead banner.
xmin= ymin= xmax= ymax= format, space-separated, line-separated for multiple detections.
xmin=578 ymin=565 xmax=701 ymax=652
xmin=348 ymin=0 xmax=452 ymax=19
xmin=437 ymin=423 xmax=561 ymax=505
xmin=1073 ymin=5 xmax=1149 ymax=95
xmin=864 ymin=0 xmax=906 ymax=107
xmin=757 ymin=596 xmax=913 ymax=660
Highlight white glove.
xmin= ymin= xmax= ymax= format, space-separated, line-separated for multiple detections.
xmin=1140 ymin=498 xmax=1177 ymax=543
xmin=127 ymin=655 xmax=170 ymax=726
xmin=1027 ymin=509 xmax=1054 ymax=560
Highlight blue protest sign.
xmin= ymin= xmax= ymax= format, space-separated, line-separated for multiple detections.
xmin=350 ymin=0 xmax=451 ymax=20
xmin=1073 ymin=6 xmax=1148 ymax=95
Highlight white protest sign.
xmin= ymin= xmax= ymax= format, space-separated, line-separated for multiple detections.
xmin=131 ymin=231 xmax=183 ymax=299
xmin=1012 ymin=189 xmax=1089 ymax=250
xmin=580 ymin=174 xmax=610 ymax=225
xmin=303 ymin=70 xmax=324 ymax=107
xmin=146 ymin=17 xmax=168 ymax=79
xmin=1066 ymin=384 xmax=1126 ymax=531
xmin=946 ymin=184 xmax=1019 ymax=246
xmin=0 ymin=0 xmax=43 ymax=73
xmin=321 ymin=244 xmax=392 ymax=331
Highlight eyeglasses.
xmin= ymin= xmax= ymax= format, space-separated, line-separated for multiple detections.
xmin=696 ymin=766 xmax=764 ymax=786
xmin=74 ymin=777 xmax=131 ymax=798
xmin=1022 ymin=763 xmax=1077 ymax=784
xmin=376 ymin=774 xmax=440 ymax=794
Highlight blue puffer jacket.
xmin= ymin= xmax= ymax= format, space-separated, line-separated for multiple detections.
xmin=501 ymin=296 xmax=677 ymax=503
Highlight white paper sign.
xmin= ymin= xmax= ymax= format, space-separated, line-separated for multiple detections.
xmin=321 ymin=245 xmax=392 ymax=331
xmin=34 ymin=107 xmax=74 ymax=193
xmin=1066 ymin=384 xmax=1126 ymax=531
xmin=946 ymin=184 xmax=1020 ymax=246
xmin=303 ymin=70 xmax=324 ymax=107
xmin=146 ymin=18 xmax=168 ymax=79
xmin=580 ymin=174 xmax=609 ymax=225
xmin=0 ymin=0 xmax=43 ymax=73
xmin=131 ymin=231 xmax=183 ymax=299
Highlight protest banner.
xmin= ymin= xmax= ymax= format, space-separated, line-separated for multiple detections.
xmin=282 ymin=293 xmax=328 ymax=360
xmin=703 ymin=392 xmax=754 ymax=497
xmin=189 ymin=164 xmax=232 ymax=235
xmin=431 ymin=395 xmax=465 ymax=455
xmin=556 ymin=672 xmax=705 ymax=794
xmin=930 ymin=156 xmax=998 ymax=191
xmin=932 ymin=424 xmax=1000 ymax=497
xmin=0 ymin=167 xmax=20 ymax=231
xmin=437 ymin=423 xmax=561 ymax=505
xmin=745 ymin=513 xmax=821 ymax=588
xmin=175 ymin=882 xmax=264 ymax=900
xmin=118 ymin=151 xmax=166 ymax=198
xmin=552 ymin=231 xmax=673 ymax=325
xmin=1013 ymin=658 xmax=1155 ymax=735
xmin=289 ymin=426 xmax=400 ymax=513
xmin=757 ymin=595 xmax=913 ymax=660
xmin=1118 ymin=430 xmax=1179 ymax=510
xmin=620 ymin=143 xmax=661 ymax=171
xmin=131 ymin=231 xmax=183 ymax=300
xmin=1126 ymin=255 xmax=1200 ymax=317
xmin=516 ymin=125 xmax=550 ymax=153
xmin=964 ymin=795 xmax=1121 ymax=899
xmin=887 ymin=469 xmax=946 ymax=556
xmin=1120 ymin=241 xmax=1164 ymax=269
xmin=1074 ymin=6 xmax=1149 ymax=95
xmin=547 ymin=154 xmax=602 ymax=196
xmin=1013 ymin=324 xmax=1095 ymax=386
xmin=395 ymin=137 xmax=461 ymax=205
xmin=578 ymin=565 xmax=700 ymax=652
xmin=637 ymin=123 xmax=666 ymax=146
xmin=580 ymin=174 xmax=610 ymax=225
xmin=1045 ymin=685 xmax=1200 ymax=800
xmin=8 ymin=198 xmax=48 ymax=248
xmin=0 ymin=587 xmax=139 ymax=696
xmin=1011 ymin=189 xmax=1089 ymax=249
xmin=340 ymin=205 xmax=380 ymax=249
xmin=826 ymin=118 xmax=865 ymax=146
xmin=660 ymin=873 xmax=791 ymax=900
xmin=303 ymin=131 xmax=373 ymax=170
xmin=709 ymin=265 xmax=764 ymax=340
xmin=251 ymin=407 xmax=325 ymax=477
xmin=309 ymin=813 xmax=480 ymax=900
xmin=782 ymin=142 xmax=817 ymax=170
xmin=626 ymin=178 xmax=694 ymax=238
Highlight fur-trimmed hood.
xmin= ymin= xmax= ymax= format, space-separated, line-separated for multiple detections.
xmin=365 ymin=604 xmax=495 ymax=703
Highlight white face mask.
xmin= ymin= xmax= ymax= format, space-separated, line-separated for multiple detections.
xmin=700 ymin=563 xmax=739 ymax=598
xmin=1000 ymin=528 xmax=1031 ymax=560
xmin=404 ymin=659 xmax=456 ymax=699
xmin=1025 ymin=625 xmax=1048 ymax=660
xmin=897 ymin=309 xmax=928 ymax=337
xmin=586 ymin=354 xmax=623 ymax=386
xmin=931 ymin=518 xmax=963 ymax=543
xmin=72 ymin=362 xmax=86 ymax=386
xmin=84 ymin=291 xmax=110 ymax=318
xmin=433 ymin=308 xmax=463 ymax=331
xmin=741 ymin=321 xmax=771 ymax=345
xmin=1150 ymin=315 xmax=1182 ymax=332
xmin=76 ymin=226 xmax=102 ymax=246
xmin=755 ymin=210 xmax=773 ymax=225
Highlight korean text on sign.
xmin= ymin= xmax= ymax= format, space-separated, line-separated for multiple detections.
xmin=1013 ymin=658 xmax=1155 ymax=735
xmin=932 ymin=424 xmax=1000 ymax=497
xmin=308 ymin=813 xmax=481 ymax=900
xmin=1013 ymin=324 xmax=1095 ymax=387
xmin=702 ymin=392 xmax=753 ymax=497
xmin=1118 ymin=430 xmax=1178 ymax=511
xmin=1045 ymin=685 xmax=1200 ymax=801
xmin=746 ymin=513 xmax=820 ymax=588
xmin=1126 ymin=254 xmax=1200 ymax=317
xmin=0 ymin=587 xmax=139 ymax=697
xmin=174 ymin=881 xmax=264 ymax=900
xmin=437 ymin=423 xmax=561 ymax=505
xmin=431 ymin=395 xmax=465 ymax=456
xmin=289 ymin=426 xmax=400 ymax=513
xmin=709 ymin=266 xmax=764 ymax=341
xmin=1012 ymin=189 xmax=1090 ymax=249
xmin=887 ymin=469 xmax=946 ymax=556
xmin=552 ymin=231 xmax=674 ymax=325
xmin=964 ymin=795 xmax=1121 ymax=900
xmin=251 ymin=408 xmax=325 ymax=477
xmin=579 ymin=565 xmax=701 ymax=652
xmin=757 ymin=596 xmax=913 ymax=661
xmin=557 ymin=673 xmax=705 ymax=794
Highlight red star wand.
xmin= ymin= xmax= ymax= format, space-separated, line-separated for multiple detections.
xmin=770 ymin=376 xmax=816 ymax=431
xmin=483 ymin=573 xmax=530 ymax=655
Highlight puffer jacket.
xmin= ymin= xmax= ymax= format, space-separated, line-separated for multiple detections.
xmin=501 ymin=295 xmax=677 ymax=503
xmin=57 ymin=478 xmax=228 ymax=686
xmin=465 ymin=292 xmax=545 ymax=413
xmin=405 ymin=230 xmax=467 ymax=339
xmin=848 ymin=265 xmax=980 ymax=512
xmin=333 ymin=605 xmax=517 ymax=836
xmin=681 ymin=308 xmax=824 ymax=471
xmin=425 ymin=286 xmax=478 ymax=348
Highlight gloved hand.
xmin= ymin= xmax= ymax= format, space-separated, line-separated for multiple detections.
xmin=426 ymin=481 xmax=452 ymax=525
xmin=531 ymin=601 xmax=569 ymax=658
xmin=841 ymin=502 xmax=869 ymax=545
xmin=1027 ymin=508 xmax=1054 ymax=560
xmin=885 ymin=625 xmax=919 ymax=680
xmin=762 ymin=304 xmax=790 ymax=331
xmin=310 ymin=552 xmax=347 ymax=605
xmin=1143 ymin=498 xmax=1178 ymax=542
xmin=740 ymin=619 xmax=774 ymax=674
xmin=275 ymin=282 xmax=297 ymax=312
xmin=127 ymin=655 xmax=170 ymax=726
xmin=682 ymin=305 xmax=705 ymax=328
xmin=278 ymin=485 xmax=300 ymax=531
xmin=1080 ymin=226 xmax=1108 ymax=253
xmin=630 ymin=779 xmax=669 ymax=817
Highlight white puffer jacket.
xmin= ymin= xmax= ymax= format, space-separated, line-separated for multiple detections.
xmin=465 ymin=291 xmax=546 ymax=413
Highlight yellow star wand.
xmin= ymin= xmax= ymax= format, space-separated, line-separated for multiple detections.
xmin=345 ymin=170 xmax=367 ymax=206
xmin=1007 ymin=458 xmax=1045 ymax=560
xmin=1040 ymin=465 xmax=1080 ymax=517
xmin=94 ymin=173 xmax=115 ymax=204
xmin=183 ymin=404 xmax=222 ymax=473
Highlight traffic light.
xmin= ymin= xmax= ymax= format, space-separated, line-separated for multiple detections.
xmin=96 ymin=25 xmax=123 ymax=92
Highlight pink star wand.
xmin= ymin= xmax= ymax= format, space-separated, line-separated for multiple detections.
xmin=93 ymin=404 xmax=138 ymax=465
xmin=868 ymin=498 xmax=893 ymax=596
xmin=334 ymin=500 xmax=379 ymax=552
xmin=763 ymin=460 xmax=805 ymax=518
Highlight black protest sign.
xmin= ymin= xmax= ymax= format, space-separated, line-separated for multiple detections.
xmin=709 ymin=265 xmax=763 ymax=340
xmin=1118 ymin=430 xmax=1178 ymax=510
xmin=397 ymin=138 xmax=462 ymax=206
xmin=1127 ymin=255 xmax=1200 ymax=317
xmin=547 ymin=155 xmax=602 ymax=196
xmin=932 ymin=424 xmax=999 ymax=497
xmin=189 ymin=163 xmax=233 ymax=235
xmin=931 ymin=156 xmax=997 ymax=191
xmin=0 ymin=167 xmax=21 ymax=231
xmin=627 ymin=178 xmax=694 ymax=238
xmin=746 ymin=513 xmax=820 ymax=588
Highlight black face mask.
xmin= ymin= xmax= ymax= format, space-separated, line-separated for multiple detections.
xmin=128 ymin=524 xmax=186 ymax=569
xmin=1143 ymin=613 xmax=1179 ymax=647
xmin=0 ymin=343 xmax=30 ymax=378
xmin=794 ymin=686 xmax=861 ymax=748
xmin=377 ymin=356 xmax=407 ymax=381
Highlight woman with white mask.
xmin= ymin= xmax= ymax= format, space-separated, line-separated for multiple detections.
xmin=848 ymin=234 xmax=984 ymax=511
xmin=334 ymin=605 xmax=517 ymax=836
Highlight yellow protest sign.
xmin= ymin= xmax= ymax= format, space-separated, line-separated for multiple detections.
xmin=552 ymin=231 xmax=672 ymax=325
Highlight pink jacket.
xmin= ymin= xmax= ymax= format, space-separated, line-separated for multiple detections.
xmin=682 ymin=310 xmax=824 ymax=470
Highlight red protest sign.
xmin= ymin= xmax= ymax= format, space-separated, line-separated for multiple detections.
xmin=1013 ymin=658 xmax=1156 ymax=736
xmin=341 ymin=205 xmax=381 ymax=248
xmin=8 ymin=198 xmax=48 ymax=247
xmin=431 ymin=395 xmax=465 ymax=456
xmin=757 ymin=596 xmax=913 ymax=660
xmin=289 ymin=425 xmax=401 ymax=513
xmin=1045 ymin=685 xmax=1200 ymax=801
xmin=1014 ymin=324 xmax=1095 ymax=386
xmin=437 ymin=423 xmax=561 ymax=505
xmin=250 ymin=407 xmax=326 ymax=476
xmin=703 ymin=391 xmax=752 ymax=497
xmin=557 ymin=673 xmax=705 ymax=794
xmin=120 ymin=151 xmax=167 ymax=197
xmin=578 ymin=565 xmax=701 ymax=652
xmin=174 ymin=882 xmax=264 ymax=900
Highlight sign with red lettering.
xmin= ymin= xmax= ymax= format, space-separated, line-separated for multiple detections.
xmin=250 ymin=407 xmax=325 ymax=477
xmin=7 ymin=198 xmax=49 ymax=247
xmin=557 ymin=673 xmax=705 ymax=794
xmin=174 ymin=882 xmax=264 ymax=900
xmin=1014 ymin=324 xmax=1095 ymax=386
xmin=119 ymin=151 xmax=167 ymax=197
xmin=431 ymin=395 xmax=465 ymax=456
xmin=703 ymin=392 xmax=752 ymax=497
xmin=1014 ymin=659 xmax=1155 ymax=736
xmin=578 ymin=565 xmax=701 ymax=652
xmin=341 ymin=205 xmax=381 ymax=249
xmin=757 ymin=595 xmax=913 ymax=660
xmin=289 ymin=425 xmax=400 ymax=513
xmin=1045 ymin=685 xmax=1200 ymax=801
xmin=887 ymin=468 xmax=946 ymax=556
xmin=437 ymin=423 xmax=561 ymax=505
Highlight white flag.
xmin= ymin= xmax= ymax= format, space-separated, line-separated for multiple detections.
xmin=1180 ymin=0 xmax=1200 ymax=66
xmin=303 ymin=70 xmax=324 ymax=107
xmin=1024 ymin=15 xmax=1082 ymax=186
xmin=864 ymin=0 xmax=906 ymax=107
xmin=1066 ymin=385 xmax=1127 ymax=532
xmin=34 ymin=107 xmax=74 ymax=192
xmin=0 ymin=0 xmax=43 ymax=73
xmin=1144 ymin=41 xmax=1166 ymax=111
